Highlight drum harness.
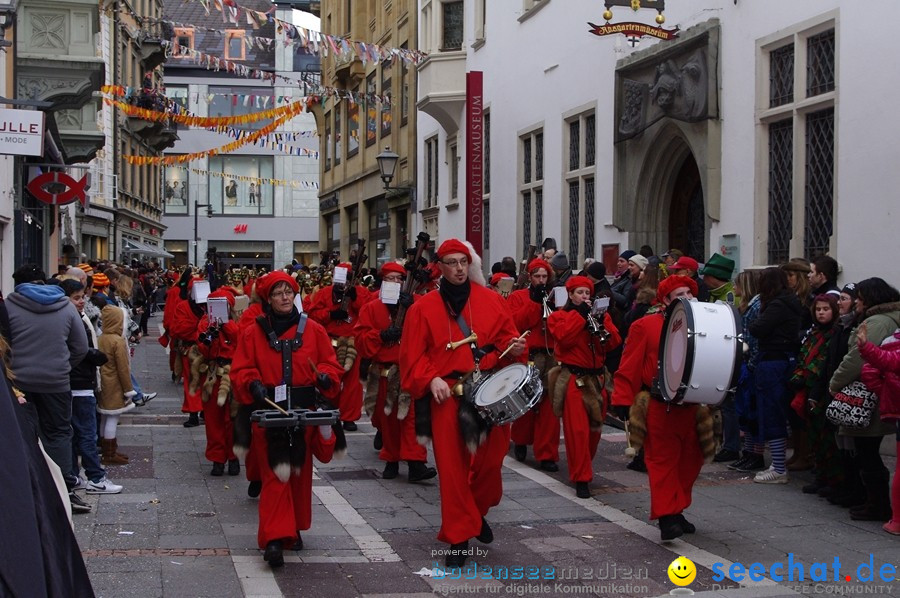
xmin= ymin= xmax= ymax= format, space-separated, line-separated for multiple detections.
xmin=255 ymin=313 xmax=316 ymax=409
xmin=445 ymin=304 xmax=496 ymax=395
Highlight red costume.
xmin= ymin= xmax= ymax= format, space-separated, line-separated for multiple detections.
xmin=235 ymin=299 xmax=265 ymax=485
xmin=506 ymin=286 xmax=560 ymax=464
xmin=400 ymin=280 xmax=521 ymax=545
xmin=231 ymin=274 xmax=343 ymax=551
xmin=548 ymin=304 xmax=621 ymax=484
xmin=169 ymin=292 xmax=205 ymax=414
xmin=306 ymin=282 xmax=372 ymax=423
xmin=161 ymin=284 xmax=183 ymax=373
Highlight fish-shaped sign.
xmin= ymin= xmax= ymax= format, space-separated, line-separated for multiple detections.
xmin=26 ymin=171 xmax=89 ymax=207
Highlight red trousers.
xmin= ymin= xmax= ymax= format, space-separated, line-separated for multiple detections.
xmin=337 ymin=360 xmax=362 ymax=422
xmin=561 ymin=379 xmax=602 ymax=483
xmin=431 ymin=396 xmax=510 ymax=544
xmin=510 ymin=396 xmax=560 ymax=462
xmin=644 ymin=400 xmax=704 ymax=520
xmin=180 ymin=354 xmax=203 ymax=413
xmin=251 ymin=423 xmax=335 ymax=549
xmin=374 ymin=378 xmax=426 ymax=463
xmin=245 ymin=442 xmax=260 ymax=483
xmin=202 ymin=379 xmax=236 ymax=464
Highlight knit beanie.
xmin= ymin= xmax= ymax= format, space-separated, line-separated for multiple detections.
xmin=628 ymin=254 xmax=649 ymax=271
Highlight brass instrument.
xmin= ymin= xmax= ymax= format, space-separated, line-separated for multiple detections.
xmin=541 ymin=292 xmax=553 ymax=320
xmin=586 ymin=303 xmax=612 ymax=344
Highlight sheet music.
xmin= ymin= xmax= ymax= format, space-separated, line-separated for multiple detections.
xmin=380 ymin=281 xmax=401 ymax=305
xmin=191 ymin=280 xmax=211 ymax=304
xmin=333 ymin=266 xmax=349 ymax=284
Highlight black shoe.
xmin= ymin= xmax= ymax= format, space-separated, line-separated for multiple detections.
xmin=407 ymin=461 xmax=437 ymax=483
xmin=183 ymin=413 xmax=200 ymax=428
xmin=676 ymin=513 xmax=696 ymax=534
xmin=727 ymin=455 xmax=751 ymax=470
xmin=713 ymin=449 xmax=741 ymax=463
xmin=802 ymin=481 xmax=824 ymax=495
xmin=818 ymin=485 xmax=838 ymax=498
xmin=290 ymin=533 xmax=303 ymax=551
xmin=263 ymin=541 xmax=284 ymax=568
xmin=659 ymin=515 xmax=683 ymax=541
xmin=539 ymin=460 xmax=559 ymax=472
xmin=228 ymin=459 xmax=240 ymax=476
xmin=373 ymin=430 xmax=383 ymax=451
xmin=248 ymin=481 xmax=262 ymax=498
xmin=733 ymin=453 xmax=765 ymax=472
xmin=211 ymin=462 xmax=225 ymax=476
xmin=444 ymin=541 xmax=468 ymax=568
xmin=199 ymin=411 xmax=205 ymax=420
xmin=514 ymin=444 xmax=527 ymax=462
xmin=626 ymin=452 xmax=647 ymax=472
xmin=382 ymin=461 xmax=399 ymax=480
xmin=69 ymin=492 xmax=92 ymax=514
xmin=342 ymin=421 xmax=358 ymax=432
xmin=172 ymin=372 xmax=178 ymax=383
xmin=476 ymin=517 xmax=493 ymax=544
xmin=575 ymin=482 xmax=591 ymax=499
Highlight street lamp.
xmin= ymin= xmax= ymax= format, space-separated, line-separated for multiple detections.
xmin=376 ymin=147 xmax=400 ymax=188
xmin=193 ymin=199 xmax=213 ymax=266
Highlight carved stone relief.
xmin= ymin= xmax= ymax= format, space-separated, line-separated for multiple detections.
xmin=56 ymin=109 xmax=83 ymax=128
xmin=31 ymin=12 xmax=68 ymax=49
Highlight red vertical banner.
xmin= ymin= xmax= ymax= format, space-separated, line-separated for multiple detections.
xmin=466 ymin=71 xmax=484 ymax=256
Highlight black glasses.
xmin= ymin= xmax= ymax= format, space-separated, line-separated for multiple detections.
xmin=441 ymin=258 xmax=469 ymax=268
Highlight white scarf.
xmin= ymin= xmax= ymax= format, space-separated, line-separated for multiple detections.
xmin=81 ymin=312 xmax=102 ymax=391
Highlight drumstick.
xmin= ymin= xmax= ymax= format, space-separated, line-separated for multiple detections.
xmin=624 ymin=419 xmax=636 ymax=457
xmin=307 ymin=357 xmax=319 ymax=375
xmin=263 ymin=397 xmax=291 ymax=417
xmin=497 ymin=330 xmax=531 ymax=361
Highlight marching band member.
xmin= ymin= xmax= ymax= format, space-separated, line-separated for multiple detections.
xmin=400 ymin=239 xmax=526 ymax=569
xmin=307 ymin=263 xmax=373 ymax=430
xmin=611 ymin=275 xmax=715 ymax=541
xmin=169 ymin=275 xmax=206 ymax=428
xmin=506 ymin=258 xmax=561 ymax=472
xmin=355 ymin=262 xmax=437 ymax=483
xmin=231 ymin=271 xmax=344 ymax=568
xmin=160 ymin=269 xmax=189 ymax=382
xmin=196 ymin=288 xmax=241 ymax=477
xmin=547 ymin=276 xmax=621 ymax=499
xmin=233 ymin=276 xmax=265 ymax=497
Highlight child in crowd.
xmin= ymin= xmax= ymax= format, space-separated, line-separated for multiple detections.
xmin=97 ymin=305 xmax=138 ymax=465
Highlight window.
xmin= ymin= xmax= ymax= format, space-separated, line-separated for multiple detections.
xmin=401 ymin=42 xmax=409 ymax=125
xmin=348 ymin=95 xmax=360 ymax=157
xmin=165 ymin=86 xmax=188 ymax=111
xmin=208 ymin=156 xmax=274 ymax=215
xmin=448 ymin=140 xmax=458 ymax=201
xmin=225 ymin=30 xmax=246 ymax=61
xmin=442 ymin=0 xmax=463 ymax=51
xmin=564 ymin=110 xmax=596 ymax=268
xmin=474 ymin=0 xmax=486 ymax=43
xmin=326 ymin=212 xmax=340 ymax=254
xmin=380 ymin=59 xmax=392 ymax=137
xmin=174 ymin=27 xmax=194 ymax=56
xmin=208 ymin=87 xmax=274 ymax=131
xmin=325 ymin=117 xmax=332 ymax=172
xmin=334 ymin=103 xmax=342 ymax=166
xmin=425 ymin=136 xmax=439 ymax=209
xmin=365 ymin=72 xmax=376 ymax=146
xmin=369 ymin=198 xmax=391 ymax=264
xmin=519 ymin=128 xmax=543 ymax=255
xmin=761 ymin=23 xmax=836 ymax=262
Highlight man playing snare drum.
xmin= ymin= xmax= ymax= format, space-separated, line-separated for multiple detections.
xmin=612 ymin=275 xmax=715 ymax=541
xmin=400 ymin=238 xmax=526 ymax=569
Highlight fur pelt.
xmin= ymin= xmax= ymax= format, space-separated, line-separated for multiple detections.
xmin=266 ymin=427 xmax=297 ymax=483
xmin=696 ymin=405 xmax=716 ymax=462
xmin=217 ymin=365 xmax=232 ymax=407
xmin=187 ymin=345 xmax=205 ymax=395
xmin=200 ymin=361 xmax=215 ymax=403
xmin=458 ymin=397 xmax=490 ymax=454
xmin=232 ymin=404 xmax=253 ymax=461
xmin=579 ymin=374 xmax=606 ymax=430
xmin=332 ymin=423 xmax=347 ymax=459
xmin=334 ymin=336 xmax=357 ymax=372
xmin=386 ymin=389 xmax=412 ymax=421
xmin=414 ymin=396 xmax=432 ymax=446
xmin=550 ymin=367 xmax=570 ymax=418
xmin=363 ymin=366 xmax=381 ymax=417
xmin=627 ymin=392 xmax=716 ymax=461
xmin=172 ymin=346 xmax=184 ymax=378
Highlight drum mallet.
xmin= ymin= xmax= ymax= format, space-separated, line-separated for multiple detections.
xmin=446 ymin=332 xmax=478 ymax=351
xmin=497 ymin=331 xmax=531 ymax=361
xmin=263 ymin=397 xmax=291 ymax=417
xmin=624 ymin=418 xmax=636 ymax=458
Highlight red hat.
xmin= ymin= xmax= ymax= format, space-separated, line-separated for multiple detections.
xmin=243 ymin=281 xmax=255 ymax=297
xmin=437 ymin=239 xmax=471 ymax=262
xmin=656 ymin=275 xmax=699 ymax=304
xmin=208 ymin=288 xmax=236 ymax=308
xmin=426 ymin=262 xmax=441 ymax=281
xmin=380 ymin=262 xmax=406 ymax=278
xmin=490 ymin=273 xmax=513 ymax=286
xmin=337 ymin=262 xmax=353 ymax=270
xmin=670 ymin=256 xmax=699 ymax=272
xmin=527 ymin=258 xmax=552 ymax=275
xmin=565 ymin=275 xmax=594 ymax=293
xmin=256 ymin=271 xmax=299 ymax=303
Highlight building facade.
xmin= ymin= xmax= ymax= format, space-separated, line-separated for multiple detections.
xmin=160 ymin=0 xmax=321 ymax=271
xmin=417 ymin=0 xmax=897 ymax=285
xmin=316 ymin=0 xmax=418 ymax=268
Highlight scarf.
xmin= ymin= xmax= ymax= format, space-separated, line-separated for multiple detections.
xmin=81 ymin=312 xmax=102 ymax=391
xmin=268 ymin=306 xmax=301 ymax=338
xmin=439 ymin=279 xmax=470 ymax=316
xmin=791 ymin=324 xmax=836 ymax=388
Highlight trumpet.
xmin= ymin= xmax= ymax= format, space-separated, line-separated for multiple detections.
xmin=541 ymin=293 xmax=553 ymax=320
xmin=586 ymin=311 xmax=612 ymax=344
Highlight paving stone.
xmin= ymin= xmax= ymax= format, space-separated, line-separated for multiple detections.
xmin=88 ymin=571 xmax=163 ymax=598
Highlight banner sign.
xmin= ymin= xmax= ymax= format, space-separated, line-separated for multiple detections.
xmin=466 ymin=71 xmax=484 ymax=257
xmin=0 ymin=108 xmax=45 ymax=157
xmin=588 ymin=21 xmax=679 ymax=41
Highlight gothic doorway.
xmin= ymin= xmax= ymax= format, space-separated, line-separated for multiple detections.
xmin=667 ymin=155 xmax=705 ymax=261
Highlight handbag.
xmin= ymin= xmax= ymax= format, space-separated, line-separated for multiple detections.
xmin=825 ymin=380 xmax=878 ymax=428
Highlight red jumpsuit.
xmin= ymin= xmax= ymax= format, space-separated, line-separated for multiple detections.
xmin=236 ymin=301 xmax=265 ymax=483
xmin=611 ymin=312 xmax=703 ymax=520
xmin=197 ymin=314 xmax=240 ymax=464
xmin=355 ymin=299 xmax=427 ymax=463
xmin=306 ymin=285 xmax=372 ymax=423
xmin=231 ymin=316 xmax=343 ymax=549
xmin=161 ymin=285 xmax=183 ymax=372
xmin=547 ymin=309 xmax=621 ymax=483
xmin=169 ymin=299 xmax=204 ymax=413
xmin=506 ymin=289 xmax=560 ymax=463
xmin=400 ymin=283 xmax=521 ymax=545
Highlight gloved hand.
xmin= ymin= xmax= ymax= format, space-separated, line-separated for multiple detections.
xmin=249 ymin=380 xmax=267 ymax=406
xmin=345 ymin=285 xmax=357 ymax=301
xmin=574 ymin=302 xmax=591 ymax=317
xmin=529 ymin=284 xmax=546 ymax=304
xmin=413 ymin=268 xmax=431 ymax=284
xmin=316 ymin=372 xmax=333 ymax=391
xmin=398 ymin=292 xmax=414 ymax=308
xmin=611 ymin=405 xmax=630 ymax=422
xmin=379 ymin=326 xmax=402 ymax=343
xmin=330 ymin=308 xmax=349 ymax=321
xmin=319 ymin=425 xmax=333 ymax=440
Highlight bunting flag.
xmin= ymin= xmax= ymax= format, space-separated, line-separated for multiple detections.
xmin=166 ymin=164 xmax=319 ymax=189
xmin=103 ymin=96 xmax=306 ymax=127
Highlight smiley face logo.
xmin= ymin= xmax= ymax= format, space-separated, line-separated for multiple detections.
xmin=667 ymin=556 xmax=697 ymax=586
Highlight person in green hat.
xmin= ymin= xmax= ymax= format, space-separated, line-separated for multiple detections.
xmin=701 ymin=253 xmax=739 ymax=307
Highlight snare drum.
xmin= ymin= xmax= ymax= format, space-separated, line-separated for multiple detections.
xmin=471 ymin=363 xmax=543 ymax=425
xmin=658 ymin=298 xmax=742 ymax=406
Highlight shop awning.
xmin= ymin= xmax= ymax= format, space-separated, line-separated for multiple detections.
xmin=122 ymin=238 xmax=174 ymax=259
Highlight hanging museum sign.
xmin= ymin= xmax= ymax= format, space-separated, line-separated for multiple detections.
xmin=0 ymin=108 xmax=45 ymax=157
xmin=588 ymin=21 xmax=679 ymax=41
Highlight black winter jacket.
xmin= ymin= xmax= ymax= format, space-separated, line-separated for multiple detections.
xmin=748 ymin=290 xmax=804 ymax=356
xmin=70 ymin=319 xmax=107 ymax=391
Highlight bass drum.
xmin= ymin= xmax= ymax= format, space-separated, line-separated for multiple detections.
xmin=658 ymin=298 xmax=742 ymax=406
